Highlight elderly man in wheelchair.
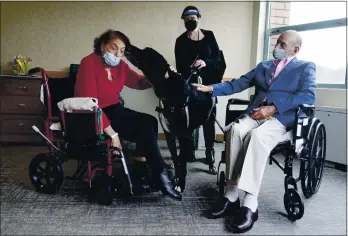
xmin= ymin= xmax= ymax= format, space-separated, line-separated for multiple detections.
xmin=193 ymin=30 xmax=326 ymax=233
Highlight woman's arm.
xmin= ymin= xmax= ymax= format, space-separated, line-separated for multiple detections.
xmin=74 ymin=57 xmax=111 ymax=131
xmin=123 ymin=62 xmax=152 ymax=90
xmin=175 ymin=37 xmax=190 ymax=73
xmin=203 ymin=31 xmax=221 ymax=67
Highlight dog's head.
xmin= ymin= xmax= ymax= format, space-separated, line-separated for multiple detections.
xmin=125 ymin=45 xmax=170 ymax=79
xmin=125 ymin=44 xmax=185 ymax=99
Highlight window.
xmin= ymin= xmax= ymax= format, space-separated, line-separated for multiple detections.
xmin=264 ymin=1 xmax=347 ymax=88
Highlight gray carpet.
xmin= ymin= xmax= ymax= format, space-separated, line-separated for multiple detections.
xmin=0 ymin=141 xmax=346 ymax=235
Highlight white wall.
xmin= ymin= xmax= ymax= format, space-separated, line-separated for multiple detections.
xmin=1 ymin=1 xmax=255 ymax=134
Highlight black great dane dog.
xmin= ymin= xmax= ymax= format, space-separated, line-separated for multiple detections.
xmin=125 ymin=45 xmax=225 ymax=192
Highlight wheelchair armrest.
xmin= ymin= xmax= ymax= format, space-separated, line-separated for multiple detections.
xmin=299 ymin=104 xmax=315 ymax=110
xmin=227 ymin=98 xmax=250 ymax=105
xmin=298 ymin=104 xmax=315 ymax=117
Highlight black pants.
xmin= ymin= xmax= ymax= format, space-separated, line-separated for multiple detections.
xmin=203 ymin=105 xmax=216 ymax=151
xmin=103 ymin=103 xmax=166 ymax=171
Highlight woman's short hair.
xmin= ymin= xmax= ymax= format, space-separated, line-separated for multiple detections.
xmin=93 ymin=29 xmax=131 ymax=55
xmin=181 ymin=6 xmax=201 ymax=19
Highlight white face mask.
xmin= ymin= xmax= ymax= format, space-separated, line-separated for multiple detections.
xmin=272 ymin=46 xmax=295 ymax=61
xmin=103 ymin=51 xmax=121 ymax=67
xmin=272 ymin=48 xmax=287 ymax=60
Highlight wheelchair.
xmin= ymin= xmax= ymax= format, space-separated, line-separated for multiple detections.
xmin=27 ymin=68 xmax=147 ymax=205
xmin=216 ymin=98 xmax=327 ymax=221
xmin=29 ymin=105 xmax=134 ymax=206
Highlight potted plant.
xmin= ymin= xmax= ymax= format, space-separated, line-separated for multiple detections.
xmin=7 ymin=55 xmax=32 ymax=75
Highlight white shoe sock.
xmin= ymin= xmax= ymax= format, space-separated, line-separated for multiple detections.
xmin=224 ymin=184 xmax=239 ymax=202
xmin=242 ymin=192 xmax=258 ymax=212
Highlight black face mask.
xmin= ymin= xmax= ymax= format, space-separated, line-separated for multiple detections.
xmin=185 ymin=20 xmax=197 ymax=31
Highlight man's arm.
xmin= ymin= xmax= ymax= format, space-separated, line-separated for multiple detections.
xmin=272 ymin=62 xmax=317 ymax=114
xmin=210 ymin=65 xmax=258 ymax=96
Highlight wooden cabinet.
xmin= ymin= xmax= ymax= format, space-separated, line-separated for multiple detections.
xmin=315 ymin=106 xmax=347 ymax=166
xmin=0 ymin=75 xmax=44 ymax=143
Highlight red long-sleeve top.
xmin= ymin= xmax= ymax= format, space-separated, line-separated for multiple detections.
xmin=74 ymin=52 xmax=151 ymax=129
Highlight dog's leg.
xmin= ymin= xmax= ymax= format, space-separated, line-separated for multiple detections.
xmin=164 ymin=130 xmax=177 ymax=170
xmin=174 ymin=135 xmax=191 ymax=193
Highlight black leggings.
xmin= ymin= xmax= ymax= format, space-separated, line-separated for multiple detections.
xmin=203 ymin=105 xmax=216 ymax=151
xmin=102 ymin=103 xmax=166 ymax=171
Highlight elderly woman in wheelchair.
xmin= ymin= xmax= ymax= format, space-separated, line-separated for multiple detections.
xmin=28 ymin=29 xmax=182 ymax=204
xmin=193 ymin=30 xmax=326 ymax=233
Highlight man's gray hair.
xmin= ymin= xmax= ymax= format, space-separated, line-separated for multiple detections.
xmin=283 ymin=30 xmax=302 ymax=47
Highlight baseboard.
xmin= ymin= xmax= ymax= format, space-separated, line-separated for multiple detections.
xmin=157 ymin=133 xmax=224 ymax=141
xmin=216 ymin=134 xmax=224 ymax=141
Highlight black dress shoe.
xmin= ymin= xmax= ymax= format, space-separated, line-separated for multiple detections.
xmin=227 ymin=206 xmax=258 ymax=233
xmin=206 ymin=197 xmax=240 ymax=219
xmin=158 ymin=168 xmax=182 ymax=201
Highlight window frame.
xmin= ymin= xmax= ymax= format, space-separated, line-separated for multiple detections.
xmin=263 ymin=1 xmax=347 ymax=89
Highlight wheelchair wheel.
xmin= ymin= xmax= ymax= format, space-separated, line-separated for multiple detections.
xmin=300 ymin=160 xmax=313 ymax=198
xmin=284 ymin=188 xmax=304 ymax=221
xmin=309 ymin=123 xmax=326 ymax=195
xmin=29 ymin=153 xmax=64 ymax=194
xmin=218 ymin=171 xmax=226 ymax=197
xmin=300 ymin=119 xmax=320 ymax=198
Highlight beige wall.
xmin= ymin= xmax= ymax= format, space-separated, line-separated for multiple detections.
xmin=1 ymin=1 xmax=255 ymax=134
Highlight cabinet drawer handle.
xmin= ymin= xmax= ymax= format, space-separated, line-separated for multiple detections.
xmin=17 ymin=123 xmax=24 ymax=127
xmin=18 ymin=86 xmax=27 ymax=90
xmin=17 ymin=103 xmax=26 ymax=107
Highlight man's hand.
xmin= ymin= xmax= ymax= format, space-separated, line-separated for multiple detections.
xmin=192 ymin=83 xmax=213 ymax=93
xmin=191 ymin=59 xmax=206 ymax=69
xmin=250 ymin=105 xmax=277 ymax=120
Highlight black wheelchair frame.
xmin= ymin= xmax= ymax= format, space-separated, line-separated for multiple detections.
xmin=216 ymin=98 xmax=327 ymax=221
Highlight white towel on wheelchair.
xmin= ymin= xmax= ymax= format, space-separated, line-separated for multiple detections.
xmin=57 ymin=97 xmax=98 ymax=112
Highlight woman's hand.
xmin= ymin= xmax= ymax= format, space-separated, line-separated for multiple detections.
xmin=112 ymin=136 xmax=122 ymax=149
xmin=191 ymin=59 xmax=206 ymax=69
xmin=168 ymin=64 xmax=177 ymax=73
xmin=111 ymin=137 xmax=122 ymax=157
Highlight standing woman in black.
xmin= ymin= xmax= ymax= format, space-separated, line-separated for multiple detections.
xmin=171 ymin=5 xmax=222 ymax=191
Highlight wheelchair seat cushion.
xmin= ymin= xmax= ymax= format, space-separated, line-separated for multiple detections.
xmin=58 ymin=97 xmax=98 ymax=112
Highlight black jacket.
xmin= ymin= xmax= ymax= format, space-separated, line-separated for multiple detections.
xmin=175 ymin=29 xmax=222 ymax=85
